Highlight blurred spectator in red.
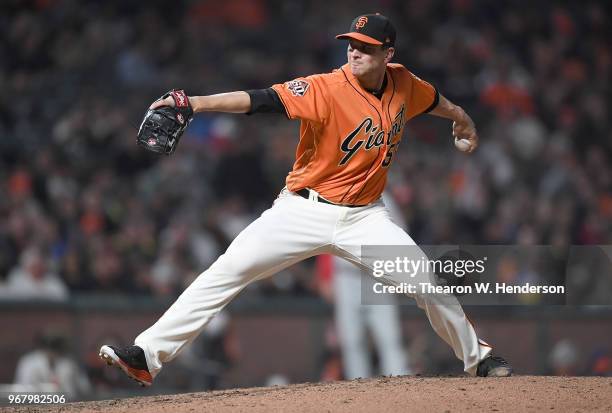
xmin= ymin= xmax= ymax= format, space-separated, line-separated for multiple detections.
xmin=588 ymin=349 xmax=612 ymax=377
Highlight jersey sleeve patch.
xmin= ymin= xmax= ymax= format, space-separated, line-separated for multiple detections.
xmin=285 ymin=79 xmax=310 ymax=97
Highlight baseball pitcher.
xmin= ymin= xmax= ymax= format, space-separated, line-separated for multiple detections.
xmin=100 ymin=13 xmax=512 ymax=386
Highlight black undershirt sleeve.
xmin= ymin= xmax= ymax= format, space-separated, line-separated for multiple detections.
xmin=245 ymin=88 xmax=285 ymax=115
xmin=423 ymin=87 xmax=440 ymax=114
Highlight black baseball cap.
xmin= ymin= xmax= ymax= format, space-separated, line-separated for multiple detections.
xmin=336 ymin=13 xmax=396 ymax=47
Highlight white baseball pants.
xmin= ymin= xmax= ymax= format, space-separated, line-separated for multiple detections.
xmin=135 ymin=189 xmax=491 ymax=378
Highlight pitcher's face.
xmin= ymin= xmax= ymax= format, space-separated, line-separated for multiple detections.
xmin=347 ymin=39 xmax=393 ymax=78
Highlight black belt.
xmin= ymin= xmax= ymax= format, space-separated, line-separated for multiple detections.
xmin=296 ymin=188 xmax=366 ymax=208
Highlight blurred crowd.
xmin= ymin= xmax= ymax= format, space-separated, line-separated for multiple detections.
xmin=0 ymin=0 xmax=610 ymax=301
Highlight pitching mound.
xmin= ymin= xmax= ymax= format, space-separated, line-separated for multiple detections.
xmin=8 ymin=376 xmax=612 ymax=413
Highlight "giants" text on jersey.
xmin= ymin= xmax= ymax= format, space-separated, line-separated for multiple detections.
xmin=339 ymin=105 xmax=405 ymax=167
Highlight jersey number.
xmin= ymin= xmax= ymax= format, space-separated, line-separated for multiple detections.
xmin=382 ymin=142 xmax=399 ymax=167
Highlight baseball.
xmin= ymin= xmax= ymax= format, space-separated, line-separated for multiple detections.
xmin=454 ymin=137 xmax=472 ymax=152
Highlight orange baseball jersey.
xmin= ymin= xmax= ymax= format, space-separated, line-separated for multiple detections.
xmin=271 ymin=63 xmax=437 ymax=205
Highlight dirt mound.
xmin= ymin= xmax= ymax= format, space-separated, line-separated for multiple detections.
xmin=6 ymin=376 xmax=612 ymax=413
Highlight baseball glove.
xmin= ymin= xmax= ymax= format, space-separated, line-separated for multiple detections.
xmin=137 ymin=89 xmax=194 ymax=155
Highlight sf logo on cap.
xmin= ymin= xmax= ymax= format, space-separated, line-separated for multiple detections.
xmin=355 ymin=16 xmax=368 ymax=29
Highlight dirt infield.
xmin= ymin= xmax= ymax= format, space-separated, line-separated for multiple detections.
xmin=6 ymin=376 xmax=612 ymax=413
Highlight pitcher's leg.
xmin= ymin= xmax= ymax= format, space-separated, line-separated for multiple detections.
xmin=135 ymin=194 xmax=336 ymax=378
xmin=335 ymin=206 xmax=491 ymax=375
xmin=411 ymin=291 xmax=491 ymax=375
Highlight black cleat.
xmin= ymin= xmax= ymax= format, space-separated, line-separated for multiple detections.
xmin=476 ymin=355 xmax=513 ymax=377
xmin=99 ymin=345 xmax=153 ymax=386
